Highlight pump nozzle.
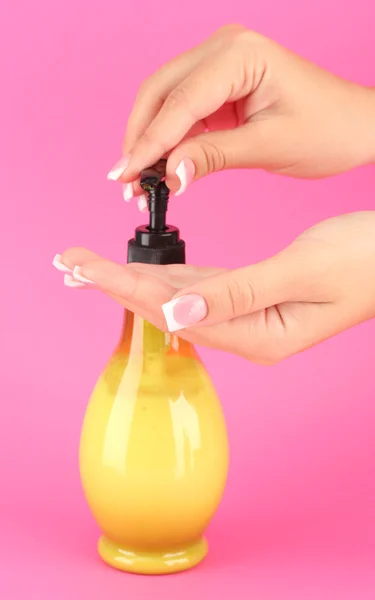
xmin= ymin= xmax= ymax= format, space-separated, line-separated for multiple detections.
xmin=140 ymin=158 xmax=167 ymax=193
xmin=140 ymin=159 xmax=169 ymax=233
xmin=127 ymin=160 xmax=185 ymax=265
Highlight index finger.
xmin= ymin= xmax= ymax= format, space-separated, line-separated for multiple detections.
xmin=123 ymin=36 xmax=218 ymax=154
xmin=122 ymin=48 xmax=242 ymax=182
xmin=122 ymin=25 xmax=246 ymax=156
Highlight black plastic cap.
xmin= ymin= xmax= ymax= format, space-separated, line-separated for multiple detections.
xmin=127 ymin=159 xmax=186 ymax=265
xmin=127 ymin=236 xmax=186 ymax=265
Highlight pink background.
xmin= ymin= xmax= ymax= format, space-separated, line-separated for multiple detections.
xmin=1 ymin=1 xmax=375 ymax=598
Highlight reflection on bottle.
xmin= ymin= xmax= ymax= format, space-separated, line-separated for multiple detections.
xmin=169 ymin=392 xmax=201 ymax=479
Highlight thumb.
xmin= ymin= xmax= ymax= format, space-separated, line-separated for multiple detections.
xmin=165 ymin=124 xmax=272 ymax=195
xmin=161 ymin=252 xmax=303 ymax=332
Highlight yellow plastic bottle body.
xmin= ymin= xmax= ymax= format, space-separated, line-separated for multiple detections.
xmin=79 ymin=311 xmax=229 ymax=574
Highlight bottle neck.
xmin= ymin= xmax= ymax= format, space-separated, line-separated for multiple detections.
xmin=118 ymin=310 xmax=197 ymax=360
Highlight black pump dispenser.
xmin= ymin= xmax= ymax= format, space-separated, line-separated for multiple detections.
xmin=127 ymin=159 xmax=186 ymax=265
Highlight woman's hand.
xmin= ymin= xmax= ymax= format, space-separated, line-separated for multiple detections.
xmin=56 ymin=212 xmax=375 ymax=364
xmin=106 ymin=25 xmax=375 ymax=207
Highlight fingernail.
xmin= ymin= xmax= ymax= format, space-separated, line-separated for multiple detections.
xmin=107 ymin=155 xmax=130 ymax=181
xmin=53 ymin=254 xmax=72 ymax=273
xmin=72 ymin=266 xmax=95 ymax=284
xmin=175 ymin=158 xmax=195 ymax=197
xmin=162 ymin=294 xmax=207 ymax=332
xmin=64 ymin=274 xmax=86 ymax=288
xmin=137 ymin=194 xmax=148 ymax=212
xmin=123 ymin=182 xmax=133 ymax=202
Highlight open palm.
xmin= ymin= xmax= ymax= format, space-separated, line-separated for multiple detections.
xmin=57 ymin=213 xmax=375 ymax=364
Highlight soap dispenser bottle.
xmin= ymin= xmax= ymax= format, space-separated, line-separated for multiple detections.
xmin=79 ymin=160 xmax=229 ymax=575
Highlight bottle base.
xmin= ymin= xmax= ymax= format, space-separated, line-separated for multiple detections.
xmin=97 ymin=535 xmax=208 ymax=575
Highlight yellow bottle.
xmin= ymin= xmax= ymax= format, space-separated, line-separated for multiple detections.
xmin=79 ymin=161 xmax=229 ymax=575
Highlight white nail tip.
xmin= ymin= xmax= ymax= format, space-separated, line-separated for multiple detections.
xmin=107 ymin=157 xmax=130 ymax=181
xmin=123 ymin=183 xmax=133 ymax=202
xmin=64 ymin=274 xmax=86 ymax=288
xmin=138 ymin=194 xmax=148 ymax=212
xmin=175 ymin=161 xmax=188 ymax=197
xmin=53 ymin=254 xmax=72 ymax=273
xmin=72 ymin=267 xmax=94 ymax=284
xmin=107 ymin=171 xmax=121 ymax=181
xmin=161 ymin=299 xmax=187 ymax=333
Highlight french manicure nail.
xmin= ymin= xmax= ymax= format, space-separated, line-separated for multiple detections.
xmin=137 ymin=194 xmax=148 ymax=212
xmin=107 ymin=155 xmax=130 ymax=181
xmin=175 ymin=158 xmax=195 ymax=197
xmin=72 ymin=266 xmax=95 ymax=284
xmin=123 ymin=182 xmax=133 ymax=202
xmin=53 ymin=254 xmax=72 ymax=273
xmin=162 ymin=294 xmax=207 ymax=332
xmin=64 ymin=274 xmax=86 ymax=288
